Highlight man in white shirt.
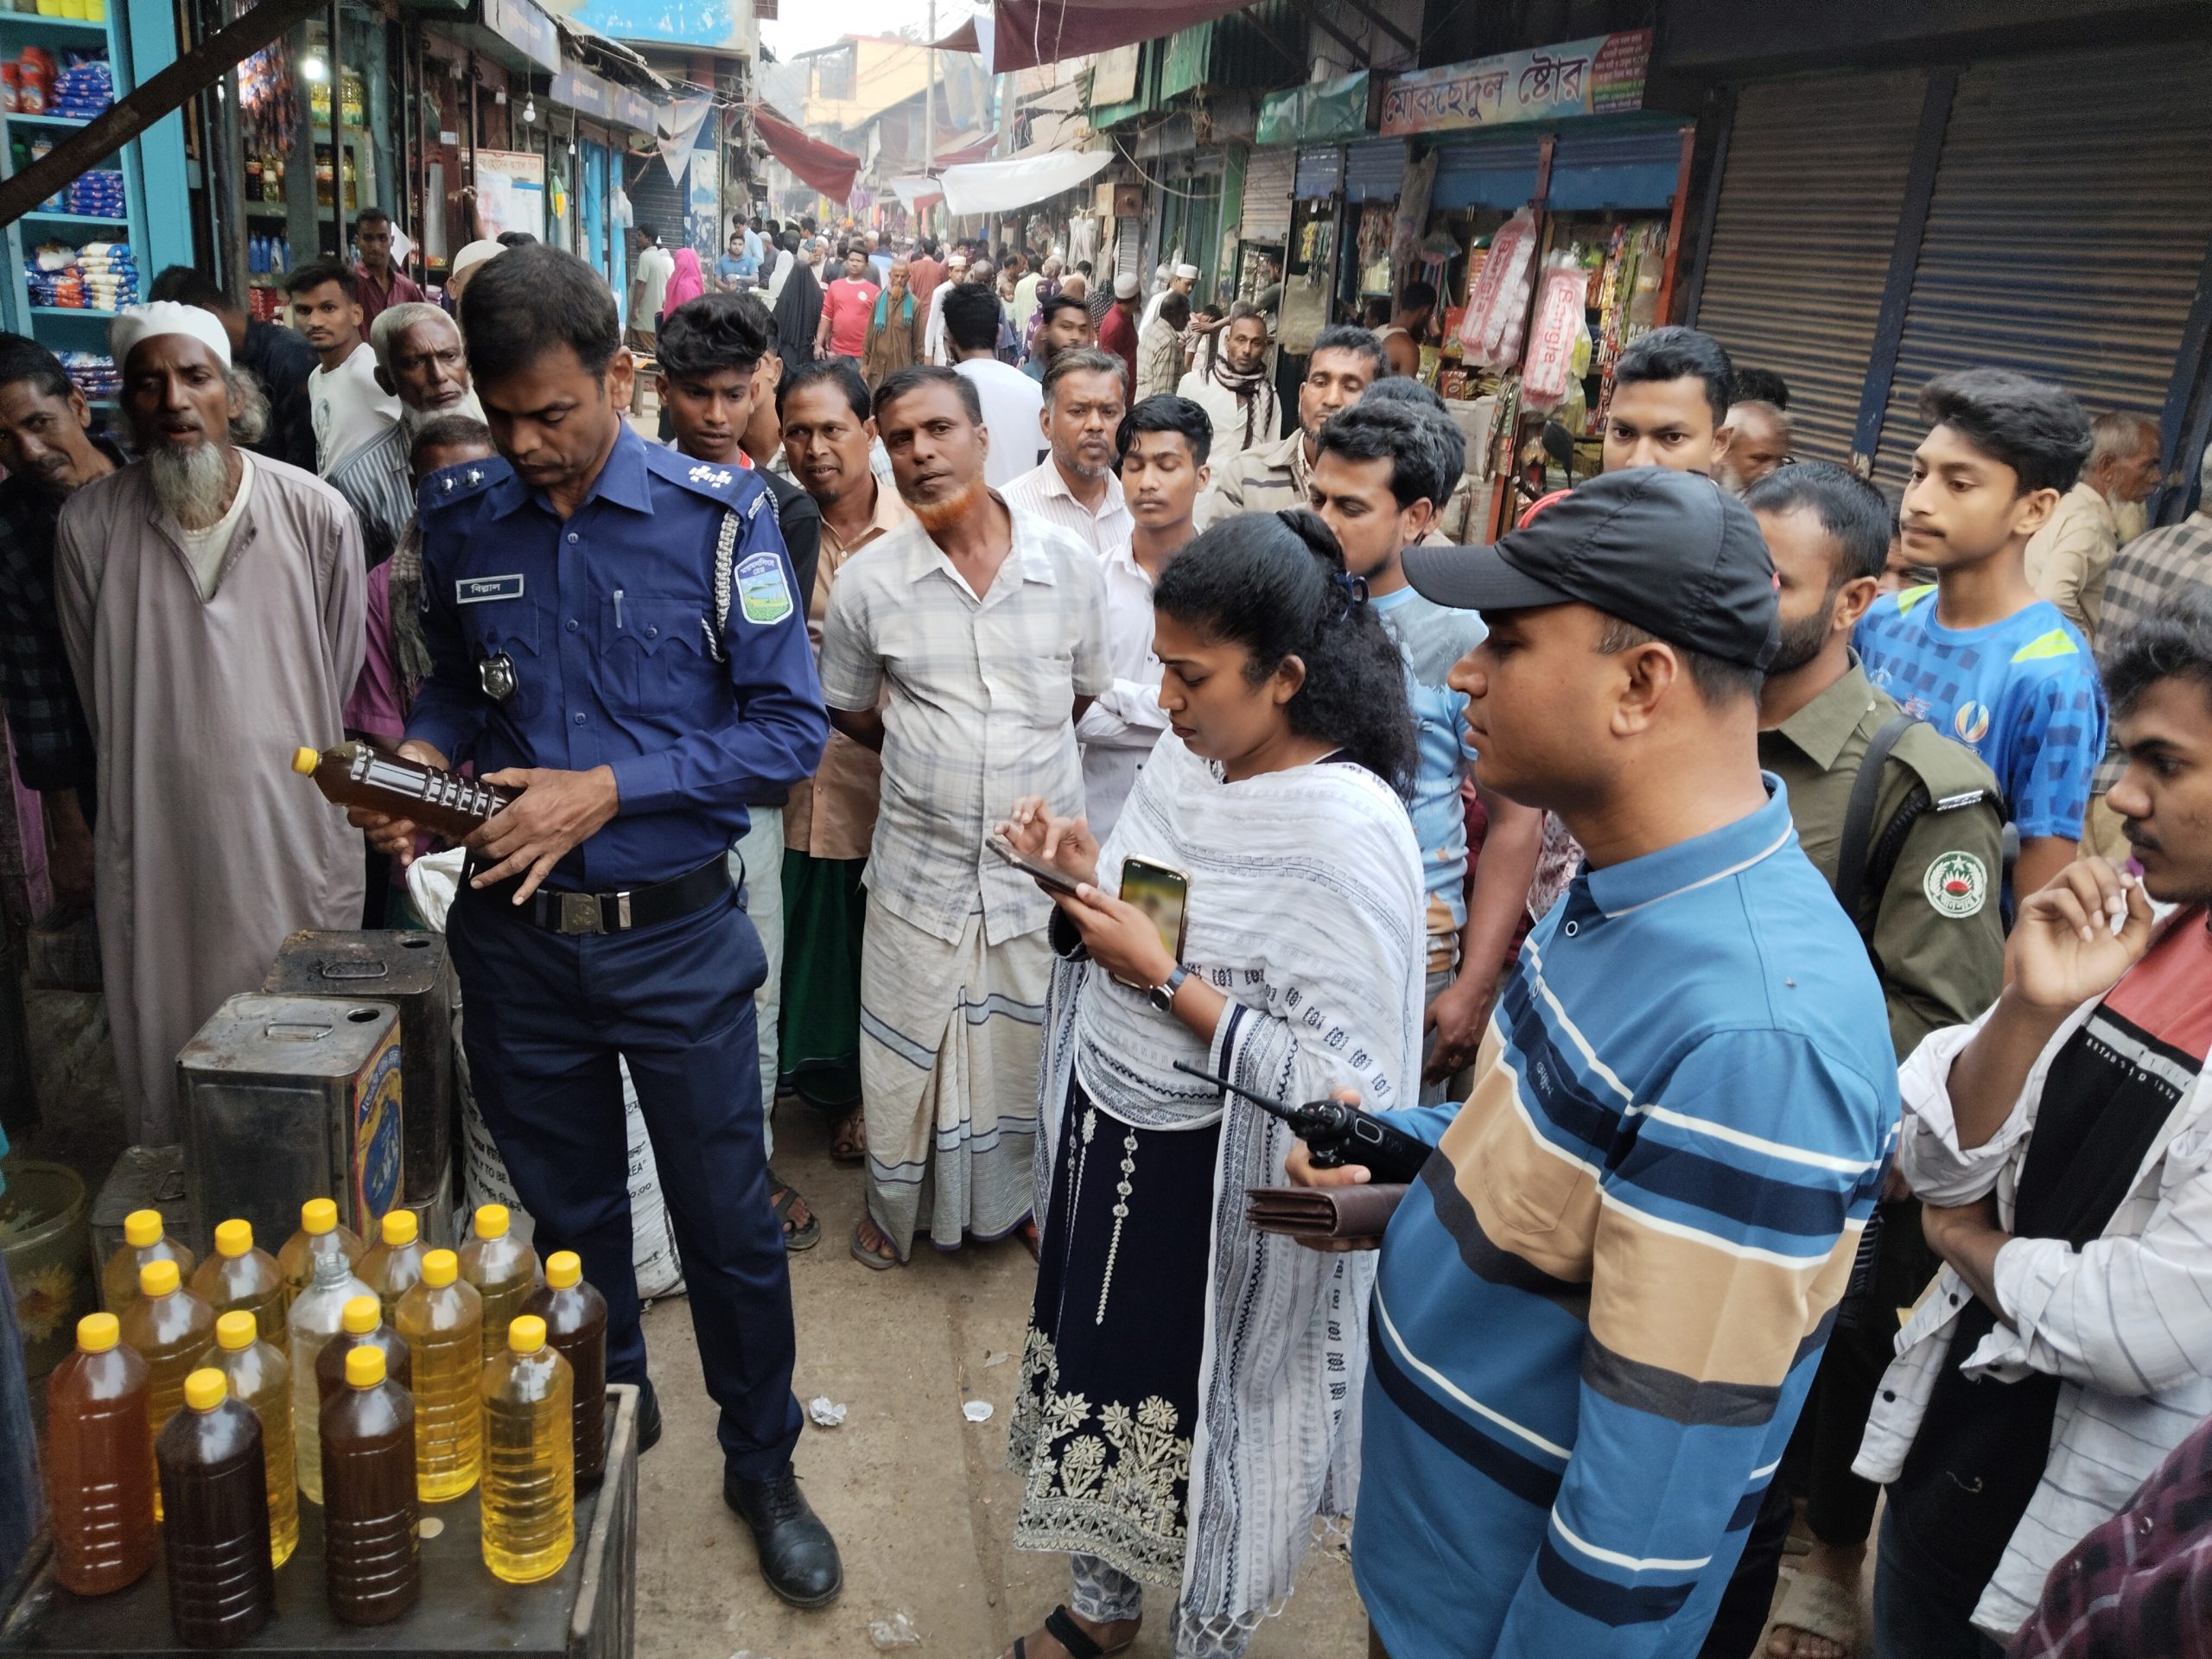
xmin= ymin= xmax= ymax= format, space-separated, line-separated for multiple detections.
xmin=629 ymin=223 xmax=676 ymax=344
xmin=944 ymin=284 xmax=1043 ymax=490
xmin=922 ymin=251 xmax=971 ymax=365
xmin=1002 ymin=349 xmax=1133 ymax=556
xmin=1077 ymin=393 xmax=1210 ymax=837
xmin=1140 ymin=261 xmax=1198 ymax=336
xmin=287 ymin=262 xmax=399 ymax=475
xmin=1177 ymin=301 xmax=1279 ymax=464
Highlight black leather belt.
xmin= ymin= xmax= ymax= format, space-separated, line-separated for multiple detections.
xmin=465 ymin=854 xmax=732 ymax=935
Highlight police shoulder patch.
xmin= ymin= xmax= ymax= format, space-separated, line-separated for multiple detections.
xmin=417 ymin=455 xmax=505 ymax=512
xmin=734 ymin=550 xmax=793 ymax=625
xmin=1923 ymin=849 xmax=1989 ymax=918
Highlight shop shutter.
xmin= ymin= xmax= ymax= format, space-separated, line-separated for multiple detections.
xmin=1241 ymin=148 xmax=1294 ymax=243
xmin=1294 ymin=144 xmax=1342 ymax=200
xmin=1692 ymin=69 xmax=1928 ymax=469
xmin=1342 ymin=137 xmax=1406 ymax=204
xmin=628 ymin=158 xmax=684 ymax=249
xmin=1870 ymin=41 xmax=2212 ymax=493
xmin=1545 ymin=125 xmax=1688 ymax=213
xmin=1428 ymin=134 xmax=1541 ymax=212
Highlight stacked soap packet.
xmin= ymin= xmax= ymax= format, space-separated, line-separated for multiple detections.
xmin=48 ymin=54 xmax=111 ymax=119
xmin=76 ymin=242 xmax=137 ymax=310
xmin=58 ymin=351 xmax=118 ymax=401
xmin=65 ymin=168 xmax=124 ymax=218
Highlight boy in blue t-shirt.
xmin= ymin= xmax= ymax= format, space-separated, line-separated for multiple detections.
xmin=1311 ymin=396 xmax=1543 ymax=1102
xmin=1856 ymin=368 xmax=2106 ymax=903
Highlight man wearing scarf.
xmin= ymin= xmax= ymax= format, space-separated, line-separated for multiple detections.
xmin=1176 ymin=301 xmax=1278 ymax=464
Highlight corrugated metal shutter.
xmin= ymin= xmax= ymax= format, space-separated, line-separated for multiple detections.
xmin=1872 ymin=41 xmax=2212 ymax=493
xmin=1694 ymin=69 xmax=1927 ymax=468
xmin=629 ymin=157 xmax=685 ymax=249
xmin=1546 ymin=125 xmax=1687 ymax=213
xmin=1241 ymin=148 xmax=1294 ymax=243
xmin=1428 ymin=134 xmax=1541 ymax=212
xmin=1343 ymin=137 xmax=1406 ymax=203
xmin=1294 ymin=144 xmax=1342 ymax=200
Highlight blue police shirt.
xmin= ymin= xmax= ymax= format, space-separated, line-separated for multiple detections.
xmin=405 ymin=422 xmax=828 ymax=890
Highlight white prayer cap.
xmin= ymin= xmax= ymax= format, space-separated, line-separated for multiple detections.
xmin=1114 ymin=273 xmax=1140 ymax=299
xmin=450 ymin=239 xmax=504 ymax=277
xmin=1173 ymin=262 xmax=1199 ymax=280
xmin=950 ymin=251 xmax=969 ymax=269
xmin=110 ymin=302 xmax=231 ymax=371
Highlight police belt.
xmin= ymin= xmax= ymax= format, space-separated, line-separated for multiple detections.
xmin=465 ymin=853 xmax=733 ymax=936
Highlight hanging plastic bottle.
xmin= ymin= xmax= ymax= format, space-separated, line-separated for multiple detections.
xmin=156 ymin=1370 xmax=276 ymax=1649
xmin=200 ymin=1310 xmax=298 ymax=1569
xmin=189 ymin=1219 xmax=288 ymax=1343
xmin=358 ymin=1208 xmax=428 ymax=1324
xmin=288 ymin=1241 xmax=372 ymax=1505
xmin=480 ymin=1315 xmax=574 ymax=1584
xmin=118 ymin=1260 xmax=215 ymax=1523
xmin=100 ymin=1207 xmax=192 ymax=1317
xmin=459 ymin=1204 xmax=538 ymax=1365
xmin=396 ymin=1249 xmax=482 ymax=1503
xmin=46 ymin=1313 xmax=156 ymax=1596
xmin=523 ymin=1250 xmax=607 ymax=1486
xmin=277 ymin=1197 xmax=365 ymax=1305
xmin=321 ymin=1345 xmax=421 ymax=1624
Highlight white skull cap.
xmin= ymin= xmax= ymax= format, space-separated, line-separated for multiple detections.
xmin=109 ymin=302 xmax=231 ymax=371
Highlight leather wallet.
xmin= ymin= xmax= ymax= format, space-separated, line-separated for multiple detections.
xmin=1245 ymin=1184 xmax=1409 ymax=1240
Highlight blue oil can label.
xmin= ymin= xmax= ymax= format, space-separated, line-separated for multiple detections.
xmin=353 ymin=1032 xmax=404 ymax=1224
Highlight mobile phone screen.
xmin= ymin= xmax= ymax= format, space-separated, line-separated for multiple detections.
xmin=1119 ymin=857 xmax=1189 ymax=961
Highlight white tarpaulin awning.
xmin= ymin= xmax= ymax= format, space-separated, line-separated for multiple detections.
xmin=889 ymin=175 xmax=944 ymax=208
xmin=937 ymin=148 xmax=1111 ymax=216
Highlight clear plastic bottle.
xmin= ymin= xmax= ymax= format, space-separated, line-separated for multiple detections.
xmin=156 ymin=1370 xmax=275 ymax=1648
xmin=358 ymin=1209 xmax=427 ymax=1325
xmin=188 ymin=1219 xmax=288 ymax=1344
xmin=523 ymin=1250 xmax=607 ymax=1486
xmin=277 ymin=1197 xmax=365 ymax=1306
xmin=100 ymin=1208 xmax=193 ymax=1316
xmin=288 ymin=1244 xmax=372 ymax=1505
xmin=396 ymin=1249 xmax=482 ymax=1503
xmin=46 ymin=1313 xmax=156 ymax=1595
xmin=315 ymin=1294 xmax=413 ymax=1402
xmin=480 ymin=1314 xmax=574 ymax=1584
xmin=200 ymin=1311 xmax=297 ymax=1568
xmin=118 ymin=1259 xmax=216 ymax=1523
xmin=459 ymin=1204 xmax=538 ymax=1365
xmin=321 ymin=1345 xmax=421 ymax=1624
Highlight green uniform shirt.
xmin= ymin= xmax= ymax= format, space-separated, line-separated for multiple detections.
xmin=1760 ymin=658 xmax=2006 ymax=1060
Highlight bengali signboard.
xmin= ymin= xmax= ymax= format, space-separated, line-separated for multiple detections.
xmin=1379 ymin=29 xmax=1649 ymax=138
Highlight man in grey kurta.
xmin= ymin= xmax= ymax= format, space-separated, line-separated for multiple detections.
xmin=56 ymin=302 xmax=365 ymax=1144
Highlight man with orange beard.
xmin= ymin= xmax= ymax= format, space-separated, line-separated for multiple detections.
xmin=817 ymin=365 xmax=1110 ymax=1269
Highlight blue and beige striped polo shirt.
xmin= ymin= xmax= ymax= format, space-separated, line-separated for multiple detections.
xmin=1357 ymin=781 xmax=1896 ymax=1658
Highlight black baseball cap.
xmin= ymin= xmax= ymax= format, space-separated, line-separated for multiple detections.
xmin=1402 ymin=467 xmax=1780 ymax=671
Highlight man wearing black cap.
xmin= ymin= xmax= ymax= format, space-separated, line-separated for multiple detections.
xmin=1292 ymin=467 xmax=1898 ymax=1658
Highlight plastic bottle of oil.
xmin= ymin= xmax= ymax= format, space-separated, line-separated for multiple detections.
xmin=320 ymin=1344 xmax=421 ymax=1624
xmin=188 ymin=1219 xmax=288 ymax=1343
xmin=277 ymin=1197 xmax=365 ymax=1305
xmin=315 ymin=1294 xmax=413 ymax=1402
xmin=480 ymin=1314 xmax=574 ymax=1584
xmin=200 ymin=1311 xmax=297 ymax=1568
xmin=100 ymin=1208 xmax=194 ymax=1317
xmin=522 ymin=1250 xmax=607 ymax=1486
xmin=459 ymin=1204 xmax=538 ymax=1364
xmin=156 ymin=1369 xmax=276 ymax=1648
xmin=46 ymin=1313 xmax=156 ymax=1595
xmin=289 ymin=1246 xmax=372 ymax=1505
xmin=358 ymin=1208 xmax=428 ymax=1324
xmin=396 ymin=1248 xmax=482 ymax=1503
xmin=118 ymin=1260 xmax=215 ymax=1523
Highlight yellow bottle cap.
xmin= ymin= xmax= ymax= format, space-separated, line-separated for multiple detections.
xmin=215 ymin=1311 xmax=257 ymax=1351
xmin=341 ymin=1295 xmax=380 ymax=1335
xmin=291 ymin=746 xmax=321 ymax=775
xmin=380 ymin=1211 xmax=418 ymax=1247
xmin=421 ymin=1249 xmax=459 ymax=1287
xmin=213 ymin=1218 xmax=252 ymax=1257
xmin=507 ymin=1315 xmax=547 ymax=1354
xmin=346 ymin=1345 xmax=386 ymax=1389
xmin=139 ymin=1259 xmax=180 ymax=1298
xmin=544 ymin=1251 xmax=582 ymax=1290
xmin=123 ymin=1209 xmax=162 ymax=1249
xmin=302 ymin=1198 xmax=338 ymax=1235
xmin=77 ymin=1313 xmax=119 ymax=1353
xmin=183 ymin=1369 xmax=226 ymax=1412
xmin=474 ymin=1204 xmax=510 ymax=1240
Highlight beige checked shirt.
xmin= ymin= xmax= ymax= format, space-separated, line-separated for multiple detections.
xmin=1193 ymin=427 xmax=1312 ymax=530
xmin=817 ymin=500 xmax=1111 ymax=944
xmin=1001 ymin=458 xmax=1135 ymax=556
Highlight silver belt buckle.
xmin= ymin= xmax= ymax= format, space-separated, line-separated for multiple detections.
xmin=558 ymin=893 xmax=604 ymax=935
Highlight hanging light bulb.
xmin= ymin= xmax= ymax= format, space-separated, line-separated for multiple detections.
xmin=523 ymin=93 xmax=537 ymax=124
xmin=301 ymin=55 xmax=327 ymax=82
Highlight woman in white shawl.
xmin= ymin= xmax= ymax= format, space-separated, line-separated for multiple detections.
xmin=997 ymin=510 xmax=1426 ymax=1659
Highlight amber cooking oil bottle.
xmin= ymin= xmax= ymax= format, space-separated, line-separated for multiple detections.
xmin=190 ymin=1219 xmax=289 ymax=1343
xmin=458 ymin=1204 xmax=538 ymax=1364
xmin=46 ymin=1313 xmax=156 ymax=1596
xmin=480 ymin=1314 xmax=574 ymax=1584
xmin=118 ymin=1260 xmax=215 ymax=1523
xmin=101 ymin=1208 xmax=193 ymax=1317
xmin=396 ymin=1248 xmax=482 ymax=1502
xmin=358 ymin=1209 xmax=428 ymax=1324
xmin=200 ymin=1312 xmax=298 ymax=1568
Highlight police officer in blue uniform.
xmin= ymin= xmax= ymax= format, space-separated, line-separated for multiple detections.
xmin=351 ymin=245 xmax=841 ymax=1606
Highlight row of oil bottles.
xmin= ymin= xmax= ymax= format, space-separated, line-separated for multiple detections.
xmin=44 ymin=1198 xmax=609 ymax=1646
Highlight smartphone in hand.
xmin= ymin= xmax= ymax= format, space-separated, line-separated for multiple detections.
xmin=986 ymin=833 xmax=1085 ymax=896
xmin=1120 ymin=856 xmax=1190 ymax=959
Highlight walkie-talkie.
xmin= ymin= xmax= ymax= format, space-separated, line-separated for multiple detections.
xmin=1173 ymin=1061 xmax=1433 ymax=1184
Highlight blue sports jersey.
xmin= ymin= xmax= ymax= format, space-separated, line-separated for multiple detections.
xmin=1854 ymin=587 xmax=2105 ymax=842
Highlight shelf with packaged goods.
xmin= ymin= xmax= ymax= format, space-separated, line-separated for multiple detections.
xmin=29 ymin=303 xmax=120 ymax=319
xmin=6 ymin=110 xmax=101 ymax=128
xmin=21 ymin=209 xmax=123 ymax=227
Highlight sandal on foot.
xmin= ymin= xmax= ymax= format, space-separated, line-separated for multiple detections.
xmin=1010 ymin=1604 xmax=1135 ymax=1659
xmin=849 ymin=1219 xmax=901 ymax=1271
xmin=830 ymin=1108 xmax=867 ymax=1166
xmin=1765 ymin=1569 xmax=1860 ymax=1659
xmin=767 ymin=1166 xmax=820 ymax=1251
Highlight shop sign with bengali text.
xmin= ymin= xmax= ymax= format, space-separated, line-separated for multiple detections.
xmin=1380 ymin=29 xmax=1649 ymax=138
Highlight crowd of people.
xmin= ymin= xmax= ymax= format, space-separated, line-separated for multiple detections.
xmin=0 ymin=201 xmax=2206 ymax=1659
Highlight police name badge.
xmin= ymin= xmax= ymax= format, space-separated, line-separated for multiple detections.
xmin=1924 ymin=849 xmax=1989 ymax=918
xmin=735 ymin=550 xmax=793 ymax=625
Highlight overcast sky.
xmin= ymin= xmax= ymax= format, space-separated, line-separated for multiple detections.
xmin=760 ymin=0 xmax=982 ymax=60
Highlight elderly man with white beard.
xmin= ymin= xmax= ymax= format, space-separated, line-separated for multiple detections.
xmin=328 ymin=302 xmax=484 ymax=566
xmin=55 ymin=302 xmax=366 ymax=1145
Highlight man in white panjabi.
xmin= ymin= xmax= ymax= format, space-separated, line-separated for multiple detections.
xmin=55 ymin=302 xmax=365 ymax=1143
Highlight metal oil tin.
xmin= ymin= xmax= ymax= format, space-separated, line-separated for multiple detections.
xmin=264 ymin=930 xmax=454 ymax=1245
xmin=175 ymin=994 xmax=404 ymax=1257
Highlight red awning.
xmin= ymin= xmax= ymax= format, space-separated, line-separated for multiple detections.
xmin=754 ymin=105 xmax=861 ymax=201
xmin=933 ymin=130 xmax=999 ymax=167
xmin=938 ymin=0 xmax=1253 ymax=72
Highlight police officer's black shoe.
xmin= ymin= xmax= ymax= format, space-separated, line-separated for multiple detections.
xmin=636 ymin=1380 xmax=662 ymax=1453
xmin=723 ymin=1463 xmax=842 ymax=1608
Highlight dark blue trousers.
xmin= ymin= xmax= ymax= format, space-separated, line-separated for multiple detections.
xmin=449 ymin=885 xmax=803 ymax=1478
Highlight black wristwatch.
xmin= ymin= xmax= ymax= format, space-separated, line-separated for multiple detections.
xmin=1148 ymin=964 xmax=1191 ymax=1013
